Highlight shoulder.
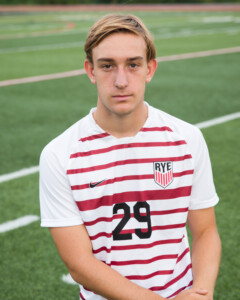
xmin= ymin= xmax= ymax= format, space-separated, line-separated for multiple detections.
xmin=40 ymin=114 xmax=91 ymax=170
xmin=149 ymin=105 xmax=206 ymax=161
xmin=150 ymin=105 xmax=203 ymax=140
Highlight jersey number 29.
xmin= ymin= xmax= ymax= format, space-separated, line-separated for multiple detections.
xmin=113 ymin=202 xmax=152 ymax=240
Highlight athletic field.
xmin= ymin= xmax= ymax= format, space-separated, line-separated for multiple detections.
xmin=0 ymin=5 xmax=239 ymax=299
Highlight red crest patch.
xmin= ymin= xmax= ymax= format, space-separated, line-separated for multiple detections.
xmin=153 ymin=161 xmax=173 ymax=188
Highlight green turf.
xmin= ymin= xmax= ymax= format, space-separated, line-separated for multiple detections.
xmin=201 ymin=119 xmax=240 ymax=300
xmin=0 ymin=9 xmax=239 ymax=300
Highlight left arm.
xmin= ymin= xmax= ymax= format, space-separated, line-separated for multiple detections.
xmin=187 ymin=207 xmax=221 ymax=299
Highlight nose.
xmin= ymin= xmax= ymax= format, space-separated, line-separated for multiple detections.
xmin=114 ymin=68 xmax=128 ymax=89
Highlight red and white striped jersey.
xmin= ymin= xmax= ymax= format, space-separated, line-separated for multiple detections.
xmin=40 ymin=103 xmax=219 ymax=299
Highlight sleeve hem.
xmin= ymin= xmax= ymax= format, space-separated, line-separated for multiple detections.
xmin=189 ymin=194 xmax=219 ymax=210
xmin=41 ymin=217 xmax=83 ymax=227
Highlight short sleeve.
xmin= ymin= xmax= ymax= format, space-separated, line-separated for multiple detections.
xmin=39 ymin=145 xmax=83 ymax=227
xmin=189 ymin=130 xmax=219 ymax=210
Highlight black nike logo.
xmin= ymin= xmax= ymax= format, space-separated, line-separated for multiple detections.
xmin=89 ymin=179 xmax=105 ymax=188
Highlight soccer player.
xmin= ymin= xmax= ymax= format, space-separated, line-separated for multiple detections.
xmin=39 ymin=14 xmax=221 ymax=300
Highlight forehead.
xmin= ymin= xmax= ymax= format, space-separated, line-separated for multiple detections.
xmin=92 ymin=32 xmax=147 ymax=62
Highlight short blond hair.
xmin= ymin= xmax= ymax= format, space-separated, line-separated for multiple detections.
xmin=84 ymin=14 xmax=156 ymax=64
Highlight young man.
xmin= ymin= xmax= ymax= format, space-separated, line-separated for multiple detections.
xmin=39 ymin=14 xmax=221 ymax=300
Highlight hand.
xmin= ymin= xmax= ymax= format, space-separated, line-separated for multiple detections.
xmin=173 ymin=288 xmax=212 ymax=300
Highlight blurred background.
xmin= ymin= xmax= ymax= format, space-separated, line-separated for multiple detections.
xmin=0 ymin=1 xmax=239 ymax=299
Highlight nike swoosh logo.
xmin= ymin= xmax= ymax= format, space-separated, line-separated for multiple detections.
xmin=89 ymin=179 xmax=105 ymax=188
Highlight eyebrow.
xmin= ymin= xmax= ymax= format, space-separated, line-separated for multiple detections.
xmin=96 ymin=56 xmax=144 ymax=63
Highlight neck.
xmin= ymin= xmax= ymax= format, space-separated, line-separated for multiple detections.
xmin=93 ymin=102 xmax=148 ymax=138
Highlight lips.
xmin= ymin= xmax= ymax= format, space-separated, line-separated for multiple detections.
xmin=112 ymin=94 xmax=132 ymax=101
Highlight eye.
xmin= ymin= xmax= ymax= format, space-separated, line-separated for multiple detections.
xmin=102 ymin=64 xmax=112 ymax=70
xmin=129 ymin=63 xmax=139 ymax=69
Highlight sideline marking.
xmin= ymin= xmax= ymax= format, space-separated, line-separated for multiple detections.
xmin=156 ymin=46 xmax=240 ymax=63
xmin=0 ymin=111 xmax=239 ymax=185
xmin=1 ymin=46 xmax=240 ymax=87
xmin=0 ymin=166 xmax=39 ymax=184
xmin=1 ymin=26 xmax=238 ymax=53
xmin=0 ymin=41 xmax=85 ymax=54
xmin=0 ymin=215 xmax=40 ymax=233
xmin=62 ymin=273 xmax=78 ymax=285
xmin=195 ymin=112 xmax=240 ymax=129
xmin=0 ymin=69 xmax=86 ymax=87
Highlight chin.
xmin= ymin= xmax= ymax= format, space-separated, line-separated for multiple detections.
xmin=112 ymin=103 xmax=136 ymax=116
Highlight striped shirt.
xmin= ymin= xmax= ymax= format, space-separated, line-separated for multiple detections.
xmin=40 ymin=103 xmax=219 ymax=299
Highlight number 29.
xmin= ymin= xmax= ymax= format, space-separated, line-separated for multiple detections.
xmin=113 ymin=202 xmax=152 ymax=241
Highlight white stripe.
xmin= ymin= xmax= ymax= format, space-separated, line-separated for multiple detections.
xmin=154 ymin=27 xmax=240 ymax=40
xmin=0 ymin=112 xmax=239 ymax=185
xmin=0 ymin=166 xmax=39 ymax=183
xmin=1 ymin=46 xmax=240 ymax=87
xmin=0 ymin=69 xmax=86 ymax=87
xmin=62 ymin=273 xmax=78 ymax=285
xmin=156 ymin=46 xmax=240 ymax=63
xmin=0 ymin=215 xmax=40 ymax=233
xmin=0 ymin=41 xmax=85 ymax=54
xmin=195 ymin=112 xmax=240 ymax=129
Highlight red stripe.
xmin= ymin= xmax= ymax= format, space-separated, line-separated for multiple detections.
xmin=79 ymin=132 xmax=110 ymax=142
xmin=70 ymin=141 xmax=186 ymax=158
xmin=84 ymin=208 xmax=188 ymax=226
xmin=126 ymin=269 xmax=173 ymax=280
xmin=79 ymin=127 xmax=172 ymax=143
xmin=71 ymin=174 xmax=153 ymax=190
xmin=152 ymin=223 xmax=185 ymax=231
xmin=140 ymin=126 xmax=173 ymax=132
xmin=150 ymin=263 xmax=192 ymax=291
xmin=76 ymin=186 xmax=192 ymax=211
xmin=67 ymin=155 xmax=192 ymax=174
xmin=151 ymin=207 xmax=189 ymax=216
xmin=89 ymin=223 xmax=186 ymax=240
xmin=167 ymin=280 xmax=193 ymax=298
xmin=71 ymin=169 xmax=193 ymax=190
xmin=79 ymin=292 xmax=86 ymax=300
xmin=108 ymin=253 xmax=178 ymax=266
xmin=174 ymin=170 xmax=194 ymax=177
xmin=93 ymin=237 xmax=183 ymax=254
xmin=177 ymin=248 xmax=190 ymax=263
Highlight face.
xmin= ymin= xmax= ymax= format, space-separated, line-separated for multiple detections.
xmin=85 ymin=32 xmax=157 ymax=118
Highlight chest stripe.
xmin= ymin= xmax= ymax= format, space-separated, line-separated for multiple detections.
xmin=70 ymin=141 xmax=186 ymax=158
xmin=76 ymin=186 xmax=192 ymax=211
xmin=67 ymin=155 xmax=192 ymax=175
xmin=71 ymin=170 xmax=193 ymax=191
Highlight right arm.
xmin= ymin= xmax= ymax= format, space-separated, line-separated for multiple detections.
xmin=50 ymin=225 xmax=211 ymax=300
xmin=50 ymin=224 xmax=163 ymax=300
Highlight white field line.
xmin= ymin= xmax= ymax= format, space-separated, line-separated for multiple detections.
xmin=156 ymin=46 xmax=240 ymax=63
xmin=62 ymin=273 xmax=78 ymax=285
xmin=0 ymin=69 xmax=86 ymax=87
xmin=0 ymin=166 xmax=39 ymax=184
xmin=195 ymin=112 xmax=240 ymax=129
xmin=0 ymin=41 xmax=85 ymax=54
xmin=0 ymin=215 xmax=40 ymax=233
xmin=1 ymin=46 xmax=240 ymax=87
xmin=0 ymin=111 xmax=239 ymax=185
xmin=0 ymin=25 xmax=239 ymax=53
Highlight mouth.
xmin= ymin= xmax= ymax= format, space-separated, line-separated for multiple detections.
xmin=112 ymin=94 xmax=132 ymax=101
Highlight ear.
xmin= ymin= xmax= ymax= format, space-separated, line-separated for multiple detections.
xmin=146 ymin=59 xmax=157 ymax=83
xmin=84 ymin=59 xmax=96 ymax=84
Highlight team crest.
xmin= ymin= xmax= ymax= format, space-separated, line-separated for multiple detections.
xmin=153 ymin=161 xmax=173 ymax=188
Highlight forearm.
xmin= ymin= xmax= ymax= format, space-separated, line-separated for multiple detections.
xmin=69 ymin=253 xmax=164 ymax=300
xmin=191 ymin=227 xmax=221 ymax=296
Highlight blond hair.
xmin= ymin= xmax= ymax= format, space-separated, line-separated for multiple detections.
xmin=84 ymin=14 xmax=156 ymax=64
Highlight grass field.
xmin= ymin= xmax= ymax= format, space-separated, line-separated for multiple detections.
xmin=0 ymin=6 xmax=240 ymax=300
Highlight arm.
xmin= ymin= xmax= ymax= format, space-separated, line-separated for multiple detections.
xmin=186 ymin=207 xmax=221 ymax=299
xmin=50 ymin=224 xmax=165 ymax=300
